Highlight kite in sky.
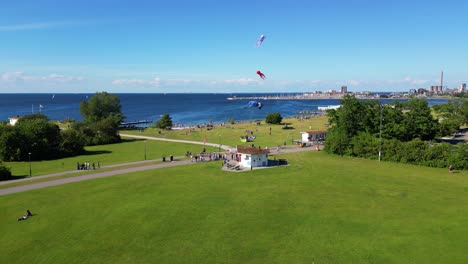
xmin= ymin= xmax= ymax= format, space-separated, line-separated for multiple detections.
xmin=256 ymin=70 xmax=266 ymax=80
xmin=256 ymin=34 xmax=266 ymax=47
xmin=248 ymin=101 xmax=263 ymax=109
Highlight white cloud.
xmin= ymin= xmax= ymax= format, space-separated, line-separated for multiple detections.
xmin=112 ymin=78 xmax=161 ymax=86
xmin=0 ymin=71 xmax=84 ymax=83
xmin=347 ymin=80 xmax=362 ymax=86
xmin=223 ymin=78 xmax=260 ymax=85
xmin=0 ymin=23 xmax=53 ymax=31
xmin=113 ymin=77 xmax=263 ymax=87
xmin=112 ymin=77 xmax=199 ymax=87
xmin=0 ymin=71 xmax=23 ymax=81
xmin=0 ymin=19 xmax=115 ymax=32
xmin=386 ymin=77 xmax=429 ymax=86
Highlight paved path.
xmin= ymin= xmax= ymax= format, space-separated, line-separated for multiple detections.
xmin=0 ymin=134 xmax=320 ymax=196
xmin=0 ymin=156 xmax=186 ymax=186
xmin=120 ymin=133 xmax=232 ymax=150
xmin=0 ymin=159 xmax=196 ymax=196
xmin=120 ymin=134 xmax=323 ymax=154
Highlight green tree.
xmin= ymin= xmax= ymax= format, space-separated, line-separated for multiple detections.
xmin=0 ymin=124 xmax=22 ymax=161
xmin=433 ymin=99 xmax=466 ymax=136
xmin=401 ymin=98 xmax=438 ymax=141
xmin=60 ymin=129 xmax=86 ymax=156
xmin=463 ymin=100 xmax=468 ymax=125
xmin=15 ymin=119 xmax=62 ymax=160
xmin=381 ymin=102 xmax=406 ymax=140
xmin=0 ymin=161 xmax=12 ymax=180
xmin=80 ymin=92 xmax=125 ymax=124
xmin=155 ymin=114 xmax=173 ymax=129
xmin=79 ymin=92 xmax=125 ymax=145
xmin=324 ymin=127 xmax=350 ymax=155
xmin=19 ymin=113 xmax=48 ymax=122
xmin=265 ymin=112 xmax=283 ymax=124
xmin=327 ymin=95 xmax=367 ymax=138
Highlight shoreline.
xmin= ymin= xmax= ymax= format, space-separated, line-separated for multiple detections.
xmin=226 ymin=94 xmax=452 ymax=100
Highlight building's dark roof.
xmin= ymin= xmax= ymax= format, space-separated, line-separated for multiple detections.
xmin=237 ymin=146 xmax=270 ymax=155
xmin=302 ymin=130 xmax=328 ymax=135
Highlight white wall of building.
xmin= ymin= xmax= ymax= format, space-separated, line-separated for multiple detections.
xmin=240 ymin=153 xmax=268 ymax=168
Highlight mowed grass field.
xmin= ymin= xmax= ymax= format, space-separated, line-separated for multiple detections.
xmin=1 ymin=151 xmax=468 ymax=263
xmin=4 ymin=116 xmax=324 ymax=178
xmin=5 ymin=139 xmax=217 ymax=178
xmin=123 ymin=116 xmax=329 ymax=149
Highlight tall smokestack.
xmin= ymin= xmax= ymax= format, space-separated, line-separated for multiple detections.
xmin=440 ymin=71 xmax=444 ymax=91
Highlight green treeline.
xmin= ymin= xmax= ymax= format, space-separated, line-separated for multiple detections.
xmin=0 ymin=92 xmax=125 ymax=163
xmin=325 ymin=95 xmax=468 ymax=169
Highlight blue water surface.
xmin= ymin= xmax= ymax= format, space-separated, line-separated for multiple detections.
xmin=0 ymin=93 xmax=450 ymax=126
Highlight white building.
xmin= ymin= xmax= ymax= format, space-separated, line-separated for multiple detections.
xmin=300 ymin=131 xmax=327 ymax=143
xmin=460 ymin=83 xmax=466 ymax=93
xmin=8 ymin=116 xmax=22 ymax=126
xmin=236 ymin=146 xmax=269 ymax=168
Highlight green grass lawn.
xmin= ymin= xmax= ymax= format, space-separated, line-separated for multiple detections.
xmin=123 ymin=116 xmax=329 ymax=149
xmin=1 ymin=152 xmax=467 ymax=263
xmin=4 ymin=116 xmax=324 ymax=179
xmin=4 ymin=139 xmax=217 ymax=178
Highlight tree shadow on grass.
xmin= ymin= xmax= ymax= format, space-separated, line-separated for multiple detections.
xmin=83 ymin=150 xmax=112 ymax=156
xmin=121 ymin=138 xmax=142 ymax=143
xmin=1 ymin=175 xmax=29 ymax=182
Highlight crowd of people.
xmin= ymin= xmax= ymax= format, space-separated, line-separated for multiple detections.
xmin=76 ymin=161 xmax=100 ymax=170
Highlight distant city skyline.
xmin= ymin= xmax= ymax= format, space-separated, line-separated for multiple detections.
xmin=1 ymin=0 xmax=467 ymax=93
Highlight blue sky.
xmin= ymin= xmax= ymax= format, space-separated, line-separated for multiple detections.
xmin=0 ymin=0 xmax=467 ymax=93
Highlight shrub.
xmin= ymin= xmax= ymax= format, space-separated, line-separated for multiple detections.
xmin=265 ymin=112 xmax=283 ymax=124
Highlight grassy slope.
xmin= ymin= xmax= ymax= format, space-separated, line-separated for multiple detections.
xmin=4 ymin=116 xmax=325 ymax=178
xmin=1 ymin=152 xmax=467 ymax=263
xmin=123 ymin=116 xmax=329 ymax=149
xmin=5 ymin=139 xmax=217 ymax=177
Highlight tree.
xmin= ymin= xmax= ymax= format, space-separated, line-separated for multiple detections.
xmin=324 ymin=127 xmax=350 ymax=155
xmin=381 ymin=102 xmax=406 ymax=141
xmin=155 ymin=114 xmax=173 ymax=129
xmin=401 ymin=98 xmax=438 ymax=141
xmin=433 ymin=99 xmax=466 ymax=136
xmin=79 ymin=92 xmax=125 ymax=145
xmin=265 ymin=112 xmax=283 ymax=124
xmin=19 ymin=113 xmax=48 ymax=122
xmin=0 ymin=161 xmax=12 ymax=180
xmin=15 ymin=119 xmax=62 ymax=160
xmin=0 ymin=124 xmax=22 ymax=161
xmin=60 ymin=129 xmax=86 ymax=156
xmin=80 ymin=92 xmax=125 ymax=124
xmin=327 ymin=95 xmax=366 ymax=138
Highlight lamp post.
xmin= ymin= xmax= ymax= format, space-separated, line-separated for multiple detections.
xmin=378 ymin=104 xmax=383 ymax=161
xmin=218 ymin=134 xmax=221 ymax=152
xmin=144 ymin=141 xmax=147 ymax=160
xmin=28 ymin=152 xmax=32 ymax=177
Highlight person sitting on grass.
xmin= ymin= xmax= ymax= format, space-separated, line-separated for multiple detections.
xmin=17 ymin=210 xmax=33 ymax=221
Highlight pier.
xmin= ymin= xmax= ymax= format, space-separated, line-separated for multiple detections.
xmin=120 ymin=120 xmax=153 ymax=128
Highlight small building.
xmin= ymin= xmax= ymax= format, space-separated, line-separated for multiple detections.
xmin=300 ymin=131 xmax=327 ymax=143
xmin=8 ymin=116 xmax=22 ymax=126
xmin=236 ymin=146 xmax=269 ymax=168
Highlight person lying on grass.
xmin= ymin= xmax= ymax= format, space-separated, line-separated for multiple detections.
xmin=17 ymin=210 xmax=33 ymax=221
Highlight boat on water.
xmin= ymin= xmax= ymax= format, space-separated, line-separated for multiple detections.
xmin=317 ymin=105 xmax=341 ymax=111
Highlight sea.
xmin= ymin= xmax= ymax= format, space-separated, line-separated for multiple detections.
xmin=0 ymin=93 xmax=450 ymax=127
